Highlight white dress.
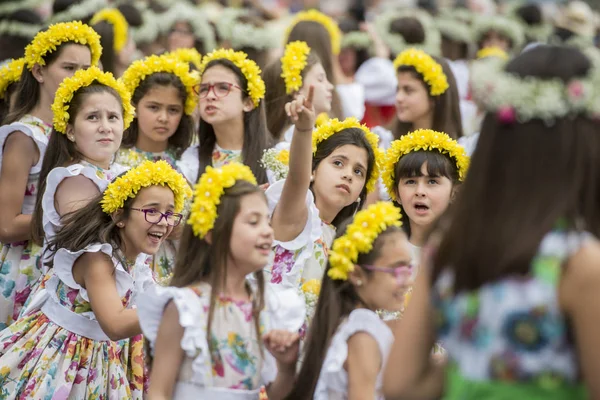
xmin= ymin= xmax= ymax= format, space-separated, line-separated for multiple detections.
xmin=178 ymin=144 xmax=242 ymax=185
xmin=138 ymin=282 xmax=305 ymax=399
xmin=314 ymin=308 xmax=394 ymax=400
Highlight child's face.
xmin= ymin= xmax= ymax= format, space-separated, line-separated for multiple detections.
xmin=397 ymin=161 xmax=454 ymax=232
xmin=119 ymin=185 xmax=176 ymax=257
xmin=198 ymin=65 xmax=254 ymax=127
xmin=353 ymin=231 xmax=413 ymax=312
xmin=136 ymin=85 xmax=184 ymax=148
xmin=40 ymin=44 xmax=91 ymax=104
xmin=481 ymin=30 xmax=511 ymax=52
xmin=68 ymin=91 xmax=124 ymax=168
xmin=228 ymin=192 xmax=274 ymax=275
xmin=297 ymin=62 xmax=333 ymax=115
xmin=395 ymin=71 xmax=433 ymax=125
xmin=312 ymin=144 xmax=368 ymax=217
xmin=338 ymin=48 xmax=357 ymax=78
xmin=167 ymin=21 xmax=195 ymax=51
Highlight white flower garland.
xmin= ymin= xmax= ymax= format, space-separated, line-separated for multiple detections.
xmin=436 ymin=16 xmax=473 ymax=44
xmin=341 ymin=31 xmax=373 ymax=50
xmin=260 ymin=148 xmax=289 ymax=181
xmin=131 ymin=6 xmax=160 ymax=45
xmin=0 ymin=19 xmax=41 ymax=38
xmin=0 ymin=0 xmax=46 ymax=15
xmin=160 ymin=2 xmax=216 ymax=53
xmin=375 ymin=9 xmax=441 ymax=56
xmin=49 ymin=0 xmax=107 ymax=23
xmin=473 ymin=15 xmax=525 ymax=51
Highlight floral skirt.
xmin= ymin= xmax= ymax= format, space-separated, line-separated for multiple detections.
xmin=0 ymin=240 xmax=42 ymax=329
xmin=0 ymin=311 xmax=147 ymax=399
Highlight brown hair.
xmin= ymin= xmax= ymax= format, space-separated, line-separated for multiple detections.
xmin=170 ymin=181 xmax=266 ymax=356
xmin=391 ymin=55 xmax=463 ymax=139
xmin=441 ymin=35 xmax=470 ymax=61
xmin=287 ymin=222 xmax=403 ymax=399
xmin=432 ymin=46 xmax=600 ymax=292
xmin=262 ymin=51 xmax=321 ymax=141
xmin=121 ymin=72 xmax=194 ymax=157
xmin=390 ymin=16 xmax=426 ymax=46
xmin=30 ymin=84 xmax=124 ymax=246
xmin=231 ymin=14 xmax=270 ymax=70
xmin=287 ymin=21 xmax=343 ymax=119
xmin=197 ymin=59 xmax=271 ymax=184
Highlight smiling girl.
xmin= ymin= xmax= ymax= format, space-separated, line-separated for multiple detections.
xmin=0 ymin=22 xmax=101 ymax=328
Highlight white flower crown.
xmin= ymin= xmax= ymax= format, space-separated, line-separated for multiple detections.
xmin=375 ymin=9 xmax=441 ymax=56
xmin=473 ymin=15 xmax=525 ymax=51
xmin=0 ymin=0 xmax=46 ymax=15
xmin=0 ymin=19 xmax=41 ymax=38
xmin=470 ymin=49 xmax=600 ymax=125
xmin=130 ymin=7 xmax=160 ymax=45
xmin=435 ymin=16 xmax=473 ymax=44
xmin=161 ymin=2 xmax=216 ymax=53
xmin=49 ymin=0 xmax=107 ymax=23
xmin=341 ymin=31 xmax=373 ymax=51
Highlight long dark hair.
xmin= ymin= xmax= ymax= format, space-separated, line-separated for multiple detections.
xmin=287 ymin=21 xmax=343 ymax=119
xmin=392 ymin=150 xmax=460 ymax=238
xmin=263 ymin=51 xmax=321 ymax=142
xmin=171 ymin=181 xmax=266 ymax=355
xmin=392 ymin=55 xmax=463 ymax=140
xmin=197 ymin=59 xmax=270 ymax=184
xmin=122 ymin=72 xmax=194 ymax=157
xmin=92 ymin=20 xmax=117 ymax=75
xmin=432 ymin=46 xmax=600 ymax=292
xmin=30 ymin=84 xmax=124 ymax=246
xmin=311 ymin=128 xmax=376 ymax=228
xmin=287 ymin=222 xmax=403 ymax=399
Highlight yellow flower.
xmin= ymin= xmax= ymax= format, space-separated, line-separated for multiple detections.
xmin=90 ymin=8 xmax=129 ymax=52
xmin=281 ymin=41 xmax=310 ymax=94
xmin=52 ymin=66 xmax=135 ymax=134
xmin=328 ymin=202 xmax=402 ymax=281
xmin=381 ymin=129 xmax=470 ymax=202
xmin=301 ymin=279 xmax=321 ymax=295
xmin=120 ymin=54 xmax=200 ymax=115
xmin=101 ymin=160 xmax=191 ymax=214
xmin=199 ymin=48 xmax=265 ymax=107
xmin=166 ymin=48 xmax=203 ymax=69
xmin=315 ymin=112 xmax=329 ymax=127
xmin=276 ymin=149 xmax=289 ymax=165
xmin=393 ymin=48 xmax=448 ymax=96
xmin=286 ymin=9 xmax=342 ymax=55
xmin=476 ymin=46 xmax=508 ymax=60
xmin=0 ymin=366 xmax=10 ymax=376
xmin=0 ymin=58 xmax=25 ymax=99
xmin=188 ymin=163 xmax=257 ymax=238
xmin=312 ymin=117 xmax=383 ymax=193
xmin=24 ymin=21 xmax=102 ymax=69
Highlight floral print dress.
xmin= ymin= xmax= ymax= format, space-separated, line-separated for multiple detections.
xmin=0 ymin=116 xmax=52 ymax=329
xmin=178 ymin=144 xmax=242 ymax=185
xmin=433 ymin=229 xmax=590 ymax=399
xmin=138 ymin=282 xmax=305 ymax=399
xmin=0 ymin=243 xmax=153 ymax=399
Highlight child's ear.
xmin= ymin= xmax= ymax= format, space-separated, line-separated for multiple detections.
xmin=348 ymin=266 xmax=367 ymax=288
xmin=450 ymin=185 xmax=459 ymax=204
xmin=242 ymin=97 xmax=255 ymax=113
xmin=111 ymin=209 xmax=125 ymax=227
xmin=204 ymin=230 xmax=213 ymax=245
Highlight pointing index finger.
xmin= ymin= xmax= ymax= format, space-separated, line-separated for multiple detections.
xmin=304 ymin=85 xmax=314 ymax=109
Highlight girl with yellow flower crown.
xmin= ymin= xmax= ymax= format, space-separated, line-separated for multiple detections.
xmin=0 ymin=21 xmax=101 ymax=328
xmin=90 ymin=7 xmax=137 ymax=78
xmin=264 ymin=87 xmax=381 ymax=328
xmin=178 ymin=49 xmax=271 ymax=186
xmin=0 ymin=160 xmax=190 ymax=399
xmin=138 ymin=162 xmax=304 ymax=399
xmin=0 ymin=58 xmax=24 ymax=123
xmin=117 ymin=53 xmax=198 ymax=279
xmin=287 ymin=202 xmax=412 ymax=399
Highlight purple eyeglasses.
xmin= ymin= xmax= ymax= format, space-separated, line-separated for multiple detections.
xmin=360 ymin=264 xmax=413 ymax=283
xmin=130 ymin=208 xmax=183 ymax=226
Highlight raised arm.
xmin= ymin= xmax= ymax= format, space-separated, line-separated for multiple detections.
xmin=270 ymin=86 xmax=316 ymax=242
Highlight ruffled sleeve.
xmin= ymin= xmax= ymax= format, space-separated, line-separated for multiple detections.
xmin=42 ymin=164 xmax=110 ymax=241
xmin=0 ymin=121 xmax=50 ymax=174
xmin=337 ymin=83 xmax=365 ymax=120
xmin=137 ymin=284 xmax=214 ymax=386
xmin=52 ymin=243 xmax=134 ymax=302
xmin=129 ymin=252 xmax=157 ymax=307
xmin=177 ymin=145 xmax=199 ymax=184
xmin=355 ymin=57 xmax=397 ymax=106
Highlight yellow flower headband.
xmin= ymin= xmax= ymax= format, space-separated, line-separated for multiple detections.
xmin=312 ymin=117 xmax=383 ymax=194
xmin=90 ymin=8 xmax=129 ymax=52
xmin=24 ymin=21 xmax=102 ymax=70
xmin=0 ymin=58 xmax=25 ymax=100
xmin=382 ymin=129 xmax=469 ymax=202
xmin=476 ymin=46 xmax=509 ymax=60
xmin=102 ymin=160 xmax=192 ymax=214
xmin=328 ymin=202 xmax=402 ymax=281
xmin=198 ymin=49 xmax=265 ymax=107
xmin=286 ymin=9 xmax=342 ymax=55
xmin=167 ymin=48 xmax=202 ymax=70
xmin=393 ymin=48 xmax=449 ymax=96
xmin=188 ymin=163 xmax=257 ymax=239
xmin=281 ymin=41 xmax=311 ymax=94
xmin=120 ymin=54 xmax=200 ymax=115
xmin=52 ymin=66 xmax=135 ymax=134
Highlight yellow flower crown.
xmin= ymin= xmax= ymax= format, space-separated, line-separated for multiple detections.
xmin=90 ymin=8 xmax=129 ymax=52
xmin=328 ymin=202 xmax=402 ymax=281
xmin=382 ymin=129 xmax=469 ymax=202
xmin=24 ymin=21 xmax=102 ymax=70
xmin=52 ymin=66 xmax=135 ymax=134
xmin=101 ymin=160 xmax=192 ymax=214
xmin=476 ymin=46 xmax=508 ymax=60
xmin=120 ymin=54 xmax=200 ymax=115
xmin=393 ymin=48 xmax=449 ymax=96
xmin=286 ymin=9 xmax=342 ymax=55
xmin=198 ymin=49 xmax=265 ymax=107
xmin=167 ymin=48 xmax=202 ymax=70
xmin=281 ymin=41 xmax=311 ymax=94
xmin=0 ymin=58 xmax=25 ymax=100
xmin=188 ymin=163 xmax=257 ymax=239
xmin=312 ymin=117 xmax=383 ymax=193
